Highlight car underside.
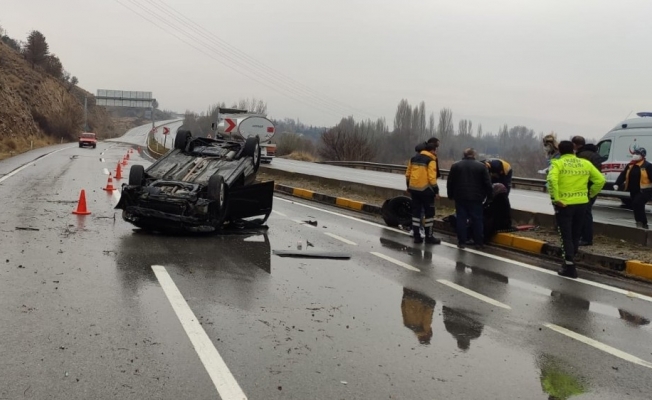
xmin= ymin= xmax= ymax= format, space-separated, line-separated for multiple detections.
xmin=115 ymin=130 xmax=274 ymax=232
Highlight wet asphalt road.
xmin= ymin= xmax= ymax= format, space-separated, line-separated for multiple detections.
xmin=265 ymin=159 xmax=652 ymax=228
xmin=2 ymin=139 xmax=652 ymax=399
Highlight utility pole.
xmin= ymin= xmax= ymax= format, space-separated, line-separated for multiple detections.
xmin=83 ymin=96 xmax=88 ymax=131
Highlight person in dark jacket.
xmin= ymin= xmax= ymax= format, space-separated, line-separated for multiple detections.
xmin=405 ymin=143 xmax=441 ymax=244
xmin=615 ymin=148 xmax=652 ymax=229
xmin=447 ymin=148 xmax=493 ymax=249
xmin=480 ymin=158 xmax=513 ymax=194
xmin=572 ymin=136 xmax=604 ymax=245
xmin=483 ymin=183 xmax=513 ymax=240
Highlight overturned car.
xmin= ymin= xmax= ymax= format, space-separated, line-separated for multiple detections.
xmin=115 ymin=129 xmax=274 ymax=232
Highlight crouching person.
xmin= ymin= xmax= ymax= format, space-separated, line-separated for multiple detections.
xmin=405 ymin=143 xmax=441 ymax=245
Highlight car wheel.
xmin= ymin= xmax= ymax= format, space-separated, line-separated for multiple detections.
xmin=93 ymin=145 xmax=96 ymax=149
xmin=129 ymin=165 xmax=145 ymax=186
xmin=79 ymin=143 xmax=82 ymax=148
xmin=381 ymin=196 xmax=412 ymax=228
xmin=174 ymin=130 xmax=192 ymax=150
xmin=208 ymin=174 xmax=227 ymax=226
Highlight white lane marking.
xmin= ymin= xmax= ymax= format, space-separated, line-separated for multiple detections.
xmin=371 ymin=252 xmax=420 ymax=272
xmin=271 ymin=210 xmax=287 ymax=217
xmin=103 ymin=168 xmax=110 ymax=175
xmin=274 ymin=196 xmax=652 ymax=303
xmin=452 ymin=245 xmax=652 ymax=303
xmin=151 ymin=265 xmax=248 ymax=399
xmin=0 ymin=147 xmax=72 ymax=184
xmin=324 ymin=232 xmax=357 ymax=246
xmin=544 ymin=323 xmax=652 ymax=369
xmin=292 ymin=219 xmax=316 ymax=228
xmin=437 ymin=279 xmax=512 ymax=310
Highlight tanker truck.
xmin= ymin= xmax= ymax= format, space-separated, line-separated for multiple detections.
xmin=211 ymin=107 xmax=277 ymax=164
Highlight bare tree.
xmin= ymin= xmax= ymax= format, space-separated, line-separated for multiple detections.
xmin=477 ymin=123 xmax=483 ymax=138
xmin=428 ymin=112 xmax=436 ymax=138
xmin=23 ymin=30 xmax=49 ymax=68
xmin=437 ymin=108 xmax=454 ymax=139
xmin=234 ymin=98 xmax=267 ymax=115
xmin=319 ymin=117 xmax=383 ymax=161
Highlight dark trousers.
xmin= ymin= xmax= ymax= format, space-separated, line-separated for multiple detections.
xmin=555 ymin=204 xmax=588 ymax=262
xmin=410 ymin=190 xmax=435 ymax=238
xmin=580 ymin=196 xmax=597 ymax=243
xmin=455 ymin=200 xmax=483 ymax=245
xmin=631 ymin=190 xmax=652 ymax=225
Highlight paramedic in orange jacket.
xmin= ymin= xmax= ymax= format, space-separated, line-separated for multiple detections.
xmin=615 ymin=148 xmax=652 ymax=229
xmin=405 ymin=143 xmax=441 ymax=244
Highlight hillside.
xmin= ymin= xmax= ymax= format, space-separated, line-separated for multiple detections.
xmin=0 ymin=39 xmax=138 ymax=159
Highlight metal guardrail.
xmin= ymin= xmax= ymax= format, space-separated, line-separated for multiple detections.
xmin=317 ymin=161 xmax=627 ymax=200
xmin=318 ymin=161 xmax=548 ymax=191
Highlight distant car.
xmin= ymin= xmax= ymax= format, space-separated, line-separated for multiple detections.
xmin=79 ymin=132 xmax=97 ymax=148
xmin=115 ymin=129 xmax=274 ymax=232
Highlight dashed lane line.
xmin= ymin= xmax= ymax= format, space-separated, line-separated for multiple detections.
xmin=152 ymin=265 xmax=248 ymax=399
xmin=544 ymin=323 xmax=652 ymax=369
xmin=437 ymin=279 xmax=512 ymax=310
xmin=271 ymin=210 xmax=287 ymax=217
xmin=274 ymin=196 xmax=652 ymax=304
xmin=371 ymin=252 xmax=420 ymax=272
xmin=324 ymin=232 xmax=357 ymax=246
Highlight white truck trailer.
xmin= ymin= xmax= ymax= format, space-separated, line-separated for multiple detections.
xmin=212 ymin=107 xmax=277 ymax=164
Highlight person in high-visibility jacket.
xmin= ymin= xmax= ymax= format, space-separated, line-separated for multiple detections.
xmin=547 ymin=141 xmax=605 ymax=279
xmin=614 ymin=147 xmax=652 ymax=229
xmin=481 ymin=158 xmax=513 ymax=194
xmin=405 ymin=143 xmax=441 ymax=244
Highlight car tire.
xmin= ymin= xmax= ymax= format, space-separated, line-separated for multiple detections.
xmin=93 ymin=145 xmax=96 ymax=149
xmin=241 ymin=136 xmax=261 ymax=172
xmin=129 ymin=165 xmax=145 ymax=186
xmin=79 ymin=143 xmax=82 ymax=148
xmin=174 ymin=130 xmax=192 ymax=150
xmin=381 ymin=196 xmax=413 ymax=228
xmin=208 ymin=174 xmax=227 ymax=226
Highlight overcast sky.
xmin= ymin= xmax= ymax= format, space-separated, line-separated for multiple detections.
xmin=3 ymin=0 xmax=652 ymax=139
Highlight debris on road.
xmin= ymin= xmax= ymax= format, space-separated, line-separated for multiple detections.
xmin=15 ymin=227 xmax=39 ymax=231
xmin=273 ymin=250 xmax=351 ymax=260
xmin=303 ymin=220 xmax=318 ymax=226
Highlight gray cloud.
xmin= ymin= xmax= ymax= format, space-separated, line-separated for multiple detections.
xmin=3 ymin=0 xmax=652 ymax=138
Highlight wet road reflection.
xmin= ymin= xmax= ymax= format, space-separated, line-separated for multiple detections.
xmin=400 ymin=288 xmax=436 ymax=345
xmin=442 ymin=307 xmax=484 ymax=352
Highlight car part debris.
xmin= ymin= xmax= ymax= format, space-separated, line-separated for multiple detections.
xmin=273 ymin=250 xmax=351 ymax=260
xmin=15 ymin=227 xmax=39 ymax=231
xmin=381 ymin=196 xmax=412 ymax=228
xmin=303 ymin=220 xmax=318 ymax=226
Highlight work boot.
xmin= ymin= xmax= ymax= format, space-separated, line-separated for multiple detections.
xmin=413 ymin=226 xmax=422 ymax=243
xmin=636 ymin=221 xmax=645 ymax=229
xmin=558 ymin=262 xmax=578 ymax=279
xmin=425 ymin=236 xmax=441 ymax=245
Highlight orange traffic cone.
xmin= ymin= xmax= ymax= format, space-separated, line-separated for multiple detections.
xmin=102 ymin=173 xmax=116 ymax=192
xmin=115 ymin=162 xmax=123 ymax=180
xmin=121 ymin=156 xmax=128 ymax=166
xmin=138 ymin=146 xmax=142 ymax=153
xmin=125 ymin=152 xmax=130 ymax=160
xmin=72 ymin=190 xmax=91 ymax=215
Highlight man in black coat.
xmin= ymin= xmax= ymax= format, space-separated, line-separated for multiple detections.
xmin=572 ymin=136 xmax=604 ymax=245
xmin=447 ymin=148 xmax=493 ymax=249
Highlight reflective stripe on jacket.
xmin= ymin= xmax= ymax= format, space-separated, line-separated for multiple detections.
xmin=547 ymin=154 xmax=606 ymax=205
xmin=483 ymin=158 xmax=511 ymax=178
xmin=405 ymin=151 xmax=438 ymax=192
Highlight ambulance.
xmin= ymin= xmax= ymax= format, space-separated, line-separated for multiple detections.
xmin=597 ymin=112 xmax=652 ymax=205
